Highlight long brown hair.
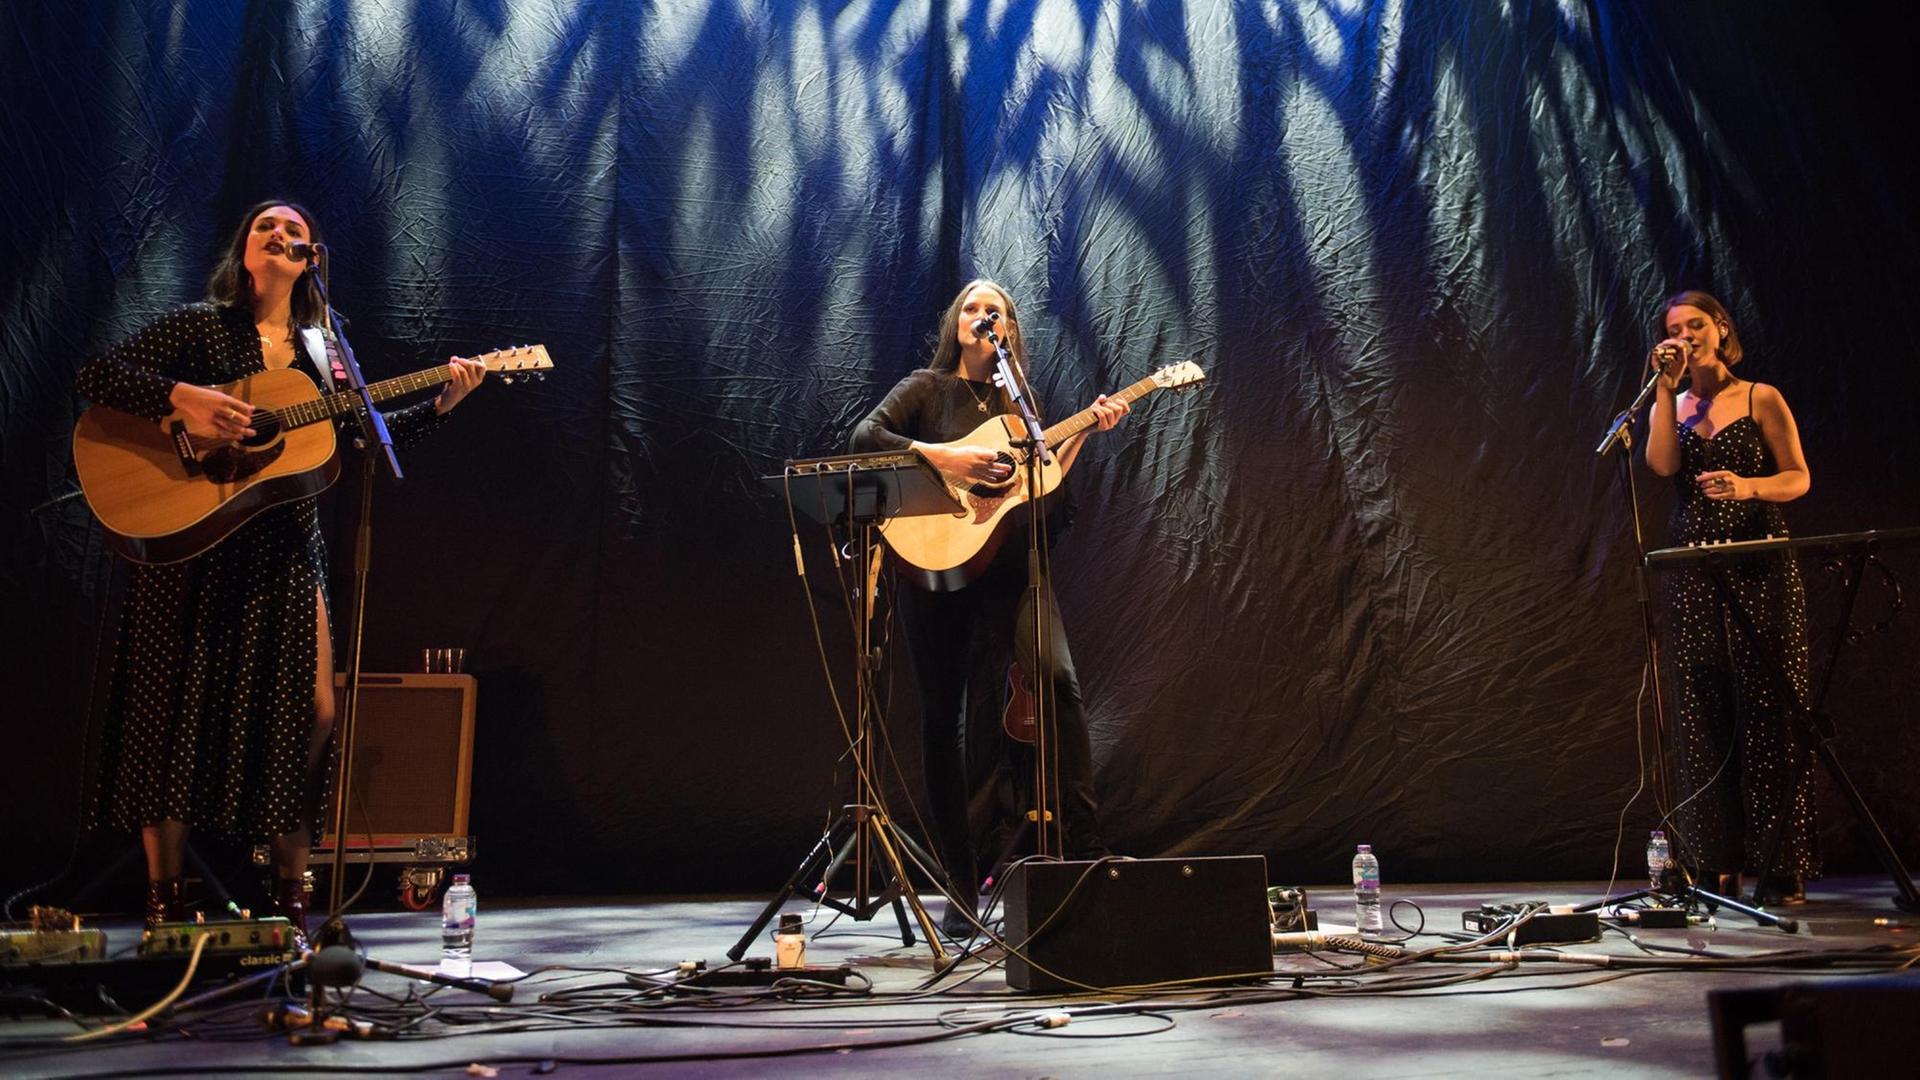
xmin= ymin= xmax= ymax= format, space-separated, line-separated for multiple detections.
xmin=205 ymin=199 xmax=327 ymax=326
xmin=928 ymin=278 xmax=1029 ymax=371
xmin=1661 ymin=289 xmax=1743 ymax=366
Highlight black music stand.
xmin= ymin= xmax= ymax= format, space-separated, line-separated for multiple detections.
xmin=1646 ymin=528 xmax=1920 ymax=913
xmin=729 ymin=452 xmax=962 ymax=964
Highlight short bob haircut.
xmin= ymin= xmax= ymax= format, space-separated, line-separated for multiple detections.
xmin=1662 ymin=289 xmax=1742 ymax=366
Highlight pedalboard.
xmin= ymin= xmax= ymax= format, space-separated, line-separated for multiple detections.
xmin=2 ymin=918 xmax=302 ymax=1016
xmin=1462 ymin=903 xmax=1601 ymax=945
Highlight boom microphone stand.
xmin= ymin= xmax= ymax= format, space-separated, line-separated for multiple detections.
xmin=1593 ymin=348 xmax=1680 ymax=817
xmin=301 ymin=243 xmax=401 ymax=931
xmin=295 ymin=246 xmax=513 ymax=1032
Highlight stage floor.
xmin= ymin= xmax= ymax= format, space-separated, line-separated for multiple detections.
xmin=3 ymin=875 xmax=1914 ymax=1077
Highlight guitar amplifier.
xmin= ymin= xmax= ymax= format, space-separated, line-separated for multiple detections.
xmin=317 ymin=673 xmax=476 ymax=859
xmin=1002 ymin=856 xmax=1273 ymax=992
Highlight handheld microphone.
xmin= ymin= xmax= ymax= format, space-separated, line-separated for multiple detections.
xmin=360 ymin=957 xmax=515 ymax=1001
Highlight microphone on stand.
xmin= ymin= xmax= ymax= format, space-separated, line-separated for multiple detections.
xmin=287 ymin=241 xmax=324 ymax=264
xmin=970 ymin=311 xmax=999 ymax=338
xmin=1592 ymin=340 xmax=1687 ymax=456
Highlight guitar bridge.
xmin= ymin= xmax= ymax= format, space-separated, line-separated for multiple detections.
xmin=167 ymin=421 xmax=204 ymax=477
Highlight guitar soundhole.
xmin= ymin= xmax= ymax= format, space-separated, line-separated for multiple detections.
xmin=967 ymin=451 xmax=1022 ymax=497
xmin=201 ymin=440 xmax=287 ymax=484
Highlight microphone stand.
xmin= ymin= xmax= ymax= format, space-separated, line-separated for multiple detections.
xmin=982 ymin=321 xmax=1061 ymax=858
xmin=304 ymin=246 xmax=402 ymax=934
xmin=1594 ymin=362 xmax=1676 ymax=817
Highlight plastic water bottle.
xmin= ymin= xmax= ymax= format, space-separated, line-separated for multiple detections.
xmin=441 ymin=873 xmax=476 ymax=976
xmin=1647 ymin=830 xmax=1671 ymax=890
xmin=1352 ymin=845 xmax=1383 ymax=939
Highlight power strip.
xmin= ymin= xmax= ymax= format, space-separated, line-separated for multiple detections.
xmin=666 ymin=961 xmax=857 ymax=992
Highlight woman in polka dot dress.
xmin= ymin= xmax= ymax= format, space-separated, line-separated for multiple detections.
xmin=75 ymin=200 xmax=487 ymax=933
xmin=1643 ymin=290 xmax=1816 ymax=903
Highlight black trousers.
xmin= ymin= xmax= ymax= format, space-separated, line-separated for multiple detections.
xmin=899 ymin=562 xmax=1106 ymax=907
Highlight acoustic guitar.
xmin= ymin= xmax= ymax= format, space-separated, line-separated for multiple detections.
xmin=72 ymin=345 xmax=552 ymax=564
xmin=878 ymin=360 xmax=1206 ymax=591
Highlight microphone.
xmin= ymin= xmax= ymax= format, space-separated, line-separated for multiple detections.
xmin=1593 ymin=339 xmax=1688 ymax=456
xmin=287 ymin=241 xmax=323 ymax=262
xmin=970 ymin=311 xmax=1000 ymax=338
xmin=308 ymin=944 xmax=365 ymax=988
xmin=360 ymin=956 xmax=515 ymax=1001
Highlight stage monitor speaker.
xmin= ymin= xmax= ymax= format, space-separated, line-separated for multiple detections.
xmin=1710 ymin=975 xmax=1920 ymax=1078
xmin=320 ymin=673 xmax=476 ymax=851
xmin=1003 ymin=856 xmax=1272 ymax=992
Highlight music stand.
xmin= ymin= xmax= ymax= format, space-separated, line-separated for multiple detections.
xmin=728 ymin=451 xmax=962 ymax=964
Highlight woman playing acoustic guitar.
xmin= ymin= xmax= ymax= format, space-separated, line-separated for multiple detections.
xmin=850 ymin=279 xmax=1127 ymax=940
xmin=74 ymin=200 xmax=485 ymax=936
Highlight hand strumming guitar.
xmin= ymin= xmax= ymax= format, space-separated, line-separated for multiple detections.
xmin=169 ymin=382 xmax=256 ymax=441
xmin=919 ymin=442 xmax=1011 ymax=483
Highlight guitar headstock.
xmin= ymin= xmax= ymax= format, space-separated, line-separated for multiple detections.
xmin=472 ymin=344 xmax=554 ymax=385
xmin=1149 ymin=360 xmax=1207 ymax=390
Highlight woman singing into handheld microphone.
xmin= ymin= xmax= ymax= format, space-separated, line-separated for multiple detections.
xmin=1642 ymin=289 xmax=1815 ymax=903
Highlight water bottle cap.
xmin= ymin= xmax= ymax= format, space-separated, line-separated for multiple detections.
xmin=453 ymin=873 xmax=471 ymax=885
xmin=1356 ymin=844 xmax=1372 ymax=853
xmin=1650 ymin=830 xmax=1665 ymax=840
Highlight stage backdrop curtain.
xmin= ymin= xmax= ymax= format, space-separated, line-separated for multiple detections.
xmin=3 ymin=1 xmax=1914 ymax=893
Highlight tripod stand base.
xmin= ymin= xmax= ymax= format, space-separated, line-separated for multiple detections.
xmin=1578 ymin=884 xmax=1799 ymax=933
xmin=727 ymin=804 xmax=949 ymax=965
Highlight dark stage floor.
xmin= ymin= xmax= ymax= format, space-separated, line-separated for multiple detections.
xmin=3 ymin=875 xmax=1915 ymax=1077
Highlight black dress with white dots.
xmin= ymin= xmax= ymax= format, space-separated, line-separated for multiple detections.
xmin=76 ymin=303 xmax=446 ymax=841
xmin=1662 ymin=382 xmax=1817 ymax=878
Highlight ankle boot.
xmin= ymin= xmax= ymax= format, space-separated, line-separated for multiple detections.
xmin=1712 ymin=871 xmax=1745 ymax=900
xmin=271 ymin=873 xmax=312 ymax=945
xmin=1763 ymin=874 xmax=1807 ymax=905
xmin=144 ymin=877 xmax=185 ymax=928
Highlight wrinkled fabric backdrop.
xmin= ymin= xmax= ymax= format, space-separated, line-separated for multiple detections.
xmin=3 ymin=1 xmax=1915 ymax=898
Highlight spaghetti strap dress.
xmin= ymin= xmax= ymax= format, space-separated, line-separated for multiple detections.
xmin=1663 ymin=382 xmax=1817 ymax=878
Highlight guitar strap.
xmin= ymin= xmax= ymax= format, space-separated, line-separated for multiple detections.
xmin=297 ymin=327 xmax=348 ymax=390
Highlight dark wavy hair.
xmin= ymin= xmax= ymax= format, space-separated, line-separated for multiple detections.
xmin=1661 ymin=289 xmax=1743 ymax=366
xmin=205 ymin=199 xmax=327 ymax=326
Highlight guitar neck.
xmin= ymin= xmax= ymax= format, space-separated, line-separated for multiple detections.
xmin=280 ymin=366 xmax=453 ymax=430
xmin=1041 ymin=373 xmax=1162 ymax=445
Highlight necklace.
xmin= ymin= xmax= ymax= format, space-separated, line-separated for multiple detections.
xmin=959 ymin=377 xmax=993 ymax=413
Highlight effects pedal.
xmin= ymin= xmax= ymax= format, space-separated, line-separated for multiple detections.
xmin=140 ymin=917 xmax=299 ymax=962
xmin=1618 ymin=907 xmax=1690 ymax=929
xmin=1462 ymin=902 xmax=1600 ymax=945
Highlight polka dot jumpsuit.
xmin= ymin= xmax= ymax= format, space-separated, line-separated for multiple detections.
xmin=76 ymin=303 xmax=446 ymax=842
xmin=1663 ymin=383 xmax=1817 ymax=878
